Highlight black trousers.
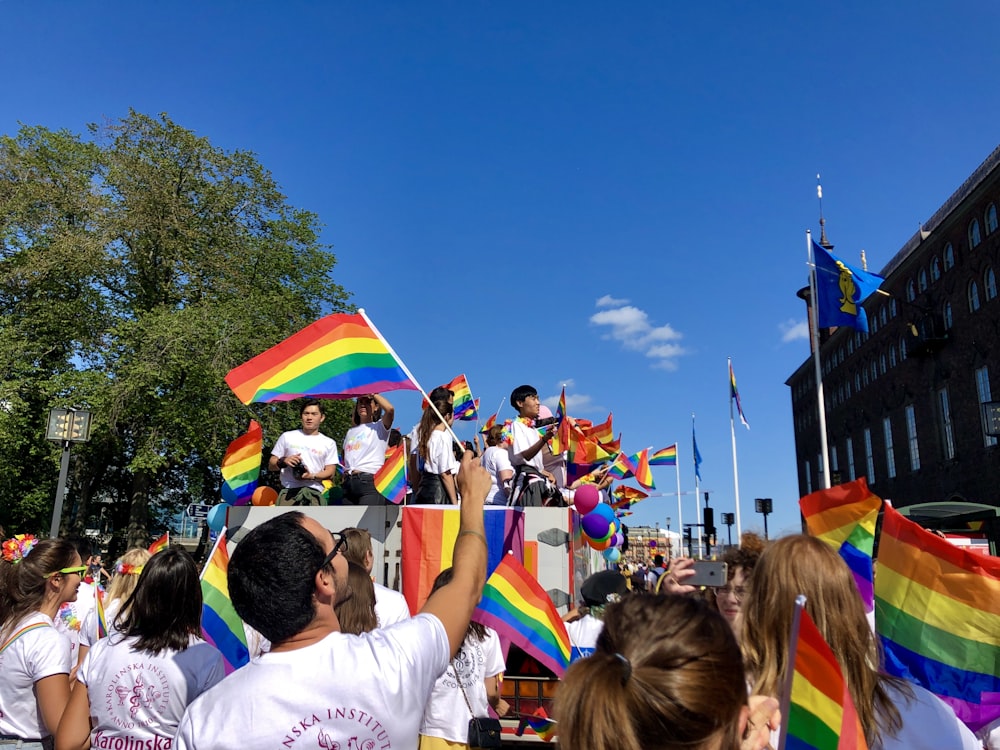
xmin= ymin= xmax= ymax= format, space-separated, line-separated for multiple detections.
xmin=343 ymin=472 xmax=387 ymax=505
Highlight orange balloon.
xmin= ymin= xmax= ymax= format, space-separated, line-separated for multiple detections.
xmin=585 ymin=534 xmax=612 ymax=551
xmin=251 ymin=486 xmax=278 ymax=506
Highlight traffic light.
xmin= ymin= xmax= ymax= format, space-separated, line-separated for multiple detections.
xmin=703 ymin=506 xmax=715 ymax=539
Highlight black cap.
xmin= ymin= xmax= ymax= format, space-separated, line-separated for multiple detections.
xmin=581 ymin=570 xmax=629 ymax=607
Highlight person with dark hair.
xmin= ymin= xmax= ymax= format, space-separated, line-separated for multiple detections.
xmin=563 ymin=569 xmax=628 ymax=660
xmin=341 ymin=527 xmax=409 ymax=627
xmin=56 ymin=547 xmax=225 ymax=750
xmin=555 ymin=594 xmax=778 ymax=750
xmin=268 ymin=398 xmax=340 ymax=506
xmin=415 ymin=398 xmax=459 ymax=504
xmin=174 ymin=451 xmax=492 ymax=750
xmin=342 ymin=393 xmax=395 ymax=505
xmin=418 ymin=567 xmax=505 ymax=748
xmin=712 ymin=532 xmax=766 ymax=643
xmin=334 ymin=561 xmax=378 ymax=636
xmin=506 ymin=384 xmax=557 ymax=506
xmin=0 ymin=535 xmax=82 ymax=749
xmin=408 ymin=387 xmax=455 ymax=497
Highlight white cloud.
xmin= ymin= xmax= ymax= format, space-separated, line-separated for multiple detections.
xmin=589 ymin=303 xmax=688 ymax=369
xmin=596 ymin=294 xmax=630 ymax=308
xmin=541 ymin=392 xmax=599 ymax=413
xmin=779 ymin=319 xmax=810 ymax=343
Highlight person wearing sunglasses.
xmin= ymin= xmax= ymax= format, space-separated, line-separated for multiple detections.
xmin=342 ymin=393 xmax=396 ymax=505
xmin=175 ymin=449 xmax=492 ymax=750
xmin=0 ymin=536 xmax=83 ymax=749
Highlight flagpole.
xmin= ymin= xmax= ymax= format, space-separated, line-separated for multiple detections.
xmin=776 ymin=595 xmax=807 ymax=750
xmin=728 ymin=358 xmax=743 ymax=542
xmin=358 ymin=308 xmax=464 ymax=449
xmin=693 ymin=414 xmax=702 ymax=558
xmin=674 ymin=445 xmax=683 ymax=559
xmin=806 ymin=233 xmax=832 ymax=489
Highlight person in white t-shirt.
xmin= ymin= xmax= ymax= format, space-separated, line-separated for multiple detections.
xmin=480 ymin=425 xmax=514 ymax=506
xmin=419 ymin=567 xmax=506 ymax=748
xmin=173 ymin=451 xmax=492 ymax=750
xmin=506 ymin=385 xmax=558 ymax=507
xmin=408 ymin=386 xmax=456 ymax=498
xmin=415 ymin=399 xmax=460 ymax=505
xmin=563 ymin=569 xmax=629 ymax=662
xmin=341 ymin=527 xmax=411 ymax=627
xmin=57 ymin=547 xmax=225 ymax=750
xmin=342 ymin=393 xmax=395 ymax=505
xmin=268 ymin=399 xmax=340 ymax=506
xmin=0 ymin=535 xmax=83 ymax=749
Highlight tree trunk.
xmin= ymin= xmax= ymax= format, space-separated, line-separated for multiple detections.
xmin=126 ymin=471 xmax=152 ymax=548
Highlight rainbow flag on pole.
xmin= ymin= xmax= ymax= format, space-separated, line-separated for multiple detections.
xmin=875 ymin=504 xmax=1000 ymax=732
xmin=200 ymin=529 xmax=250 ymax=674
xmin=221 ymin=420 xmax=263 ymax=506
xmin=95 ymin=585 xmax=108 ymax=639
xmin=516 ymin=708 xmax=557 ymax=742
xmin=729 ymin=358 xmax=750 ymax=429
xmin=606 ymin=452 xmax=636 ymax=480
xmin=649 ymin=443 xmax=677 ymax=466
xmin=629 ymin=449 xmax=655 ymax=490
xmin=225 ymin=311 xmax=417 ymax=404
xmin=374 ymin=443 xmax=407 ymax=504
xmin=799 ymin=478 xmax=880 ymax=614
xmin=782 ymin=597 xmax=867 ymax=750
xmin=148 ymin=532 xmax=169 ymax=555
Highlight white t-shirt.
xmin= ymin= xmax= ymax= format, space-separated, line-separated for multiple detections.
xmin=374 ymin=583 xmax=411 ymax=627
xmin=79 ymin=634 xmax=225 ymax=748
xmin=480 ymin=446 xmax=513 ymax=505
xmin=80 ymin=598 xmax=123 ymax=649
xmin=342 ymin=421 xmax=391 ymax=474
xmin=419 ymin=628 xmax=505 ymax=743
xmin=0 ymin=613 xmax=72 ymax=740
xmin=174 ymin=614 xmax=451 ymax=750
xmin=509 ymin=419 xmax=544 ymax=472
xmin=55 ymin=580 xmax=96 ymax=668
xmin=566 ymin=615 xmax=604 ymax=661
xmin=423 ymin=430 xmax=458 ymax=476
xmin=271 ymin=429 xmax=339 ymax=491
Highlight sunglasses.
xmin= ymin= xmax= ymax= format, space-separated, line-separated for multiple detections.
xmin=317 ymin=531 xmax=347 ymax=573
xmin=44 ymin=565 xmax=87 ymax=579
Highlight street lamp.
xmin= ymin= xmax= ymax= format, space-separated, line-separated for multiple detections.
xmin=46 ymin=408 xmax=92 ymax=538
xmin=721 ymin=512 xmax=735 ymax=546
xmin=754 ymin=498 xmax=773 ymax=540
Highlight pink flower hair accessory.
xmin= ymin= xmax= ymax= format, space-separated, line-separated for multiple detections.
xmin=2 ymin=534 xmax=39 ymax=564
xmin=115 ymin=562 xmax=144 ymax=576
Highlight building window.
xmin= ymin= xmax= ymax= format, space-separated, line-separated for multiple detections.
xmin=831 ymin=444 xmax=839 ymax=474
xmin=870 ymin=314 xmax=878 ymax=334
xmin=880 ymin=306 xmax=887 ymax=326
xmin=871 ymin=361 xmax=878 ymax=381
xmin=905 ymin=405 xmax=920 ymax=471
xmin=889 ymin=344 xmax=897 ymax=367
xmin=976 ymin=367 xmax=998 ymax=447
xmin=900 ymin=336 xmax=907 ymax=360
xmin=880 ymin=354 xmax=887 ymax=375
xmin=883 ymin=417 xmax=896 ymax=479
xmin=864 ymin=428 xmax=876 ymax=484
xmin=846 ymin=437 xmax=856 ymax=480
xmin=943 ymin=301 xmax=953 ymax=330
xmin=845 ymin=380 xmax=852 ymax=398
xmin=970 ymin=218 xmax=983 ymax=248
xmin=918 ymin=269 xmax=928 ymax=293
xmin=890 ymin=298 xmax=898 ymax=317
xmin=944 ymin=243 xmax=955 ymax=271
xmin=848 ymin=338 xmax=855 ymax=355
xmin=938 ymin=387 xmax=956 ymax=460
xmin=855 ymin=372 xmax=861 ymax=392
xmin=863 ymin=367 xmax=870 ymax=387
xmin=930 ymin=256 xmax=941 ymax=282
xmin=988 ymin=203 xmax=999 ymax=234
xmin=970 ymin=280 xmax=981 ymax=312
xmin=906 ymin=279 xmax=916 ymax=302
xmin=804 ymin=459 xmax=812 ymax=494
xmin=986 ymin=268 xmax=997 ymax=301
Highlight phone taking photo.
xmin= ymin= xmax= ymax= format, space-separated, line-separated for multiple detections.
xmin=686 ymin=561 xmax=728 ymax=588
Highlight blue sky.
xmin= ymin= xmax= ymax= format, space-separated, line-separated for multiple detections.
xmin=5 ymin=2 xmax=1000 ymax=540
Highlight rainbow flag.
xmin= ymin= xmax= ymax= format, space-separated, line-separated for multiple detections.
xmin=784 ymin=600 xmax=867 ymax=750
xmin=606 ymin=452 xmax=636 ymax=480
xmin=443 ymin=374 xmax=479 ymax=421
xmin=225 ymin=312 xmax=417 ymax=404
xmin=611 ymin=485 xmax=649 ymax=506
xmin=799 ymin=478 xmax=880 ymax=614
xmin=516 ymin=708 xmax=557 ymax=742
xmin=95 ymin=585 xmax=108 ymax=639
xmin=583 ymin=413 xmax=613 ymax=444
xmin=729 ymin=358 xmax=750 ymax=429
xmin=629 ymin=449 xmax=655 ymax=490
xmin=649 ymin=443 xmax=677 ymax=466
xmin=472 ymin=554 xmax=571 ymax=677
xmin=374 ymin=443 xmax=407 ymax=504
xmin=148 ymin=532 xmax=169 ymax=555
xmin=555 ymin=387 xmax=567 ymax=422
xmin=220 ymin=420 xmax=263 ymax=506
xmin=200 ymin=529 xmax=250 ymax=674
xmin=479 ymin=411 xmax=498 ymax=434
xmin=875 ymin=504 xmax=1000 ymax=732
xmin=572 ymin=433 xmax=614 ymax=465
xmin=401 ymin=507 xmax=525 ymax=614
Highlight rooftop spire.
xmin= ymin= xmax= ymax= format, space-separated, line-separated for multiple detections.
xmin=817 ymin=174 xmax=833 ymax=250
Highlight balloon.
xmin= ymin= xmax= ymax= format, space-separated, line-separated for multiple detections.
xmin=574 ymin=485 xmax=600 ymax=515
xmin=603 ymin=547 xmax=622 ymax=562
xmin=251 ymin=486 xmax=278 ymax=506
xmin=610 ymin=532 xmax=624 ymax=547
xmin=585 ymin=533 xmax=612 ymax=551
xmin=581 ymin=511 xmax=613 ymax=540
xmin=207 ymin=503 xmax=228 ymax=533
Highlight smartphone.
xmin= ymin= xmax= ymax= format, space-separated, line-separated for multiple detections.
xmin=687 ymin=561 xmax=728 ymax=588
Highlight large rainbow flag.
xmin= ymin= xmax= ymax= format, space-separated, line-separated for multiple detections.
xmin=200 ymin=530 xmax=250 ymax=674
xmin=799 ymin=478 xmax=880 ymax=613
xmin=473 ymin=554 xmax=571 ymax=678
xmin=220 ymin=420 xmax=263 ymax=506
xmin=629 ymin=449 xmax=655 ymax=490
xmin=648 ymin=443 xmax=677 ymax=466
xmin=875 ymin=504 xmax=1000 ymax=732
xmin=373 ymin=443 xmax=407 ymax=504
xmin=401 ymin=507 xmax=525 ymax=614
xmin=783 ymin=599 xmax=867 ymax=750
xmin=225 ymin=311 xmax=417 ymax=404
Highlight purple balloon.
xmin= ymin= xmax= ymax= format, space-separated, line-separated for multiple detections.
xmin=582 ymin=511 xmax=613 ymax=540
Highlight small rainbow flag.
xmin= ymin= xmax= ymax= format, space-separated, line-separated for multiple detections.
xmin=374 ymin=443 xmax=407 ymax=504
xmin=555 ymin=387 xmax=567 ymax=422
xmin=606 ymin=452 xmax=636 ymax=480
xmin=221 ymin=420 xmax=263 ymax=506
xmin=799 ymin=478 xmax=880 ymax=614
xmin=582 ymin=413 xmax=613 ymax=444
xmin=225 ymin=311 xmax=417 ymax=404
xmin=148 ymin=532 xmax=169 ymax=555
xmin=611 ymin=485 xmax=649 ymax=506
xmin=95 ymin=584 xmax=108 ymax=639
xmin=516 ymin=708 xmax=557 ymax=742
xmin=441 ymin=374 xmax=478 ymax=421
xmin=649 ymin=443 xmax=677 ymax=466
xmin=479 ymin=412 xmax=498 ymax=434
xmin=629 ymin=449 xmax=655 ymax=490
xmin=200 ymin=529 xmax=250 ymax=674
xmin=783 ymin=598 xmax=867 ymax=750
xmin=875 ymin=504 xmax=1000 ymax=732
xmin=472 ymin=553 xmax=571 ymax=678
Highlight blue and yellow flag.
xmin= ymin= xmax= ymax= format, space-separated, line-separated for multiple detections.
xmin=813 ymin=240 xmax=884 ymax=333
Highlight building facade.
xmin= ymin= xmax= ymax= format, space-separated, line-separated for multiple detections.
xmin=788 ymin=146 xmax=1000 ymax=521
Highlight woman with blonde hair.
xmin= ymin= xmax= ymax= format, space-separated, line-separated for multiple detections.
xmin=742 ymin=535 xmax=978 ymax=750
xmin=76 ymin=547 xmax=151 ymax=666
xmin=334 ymin=561 xmax=378 ymax=635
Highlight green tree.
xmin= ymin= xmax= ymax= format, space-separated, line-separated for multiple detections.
xmin=0 ymin=111 xmax=352 ymax=546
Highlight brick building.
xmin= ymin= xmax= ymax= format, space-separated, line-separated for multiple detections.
xmin=788 ymin=145 xmax=1000 ymax=537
